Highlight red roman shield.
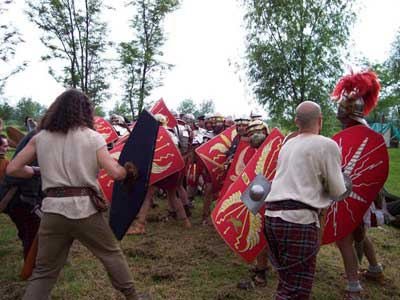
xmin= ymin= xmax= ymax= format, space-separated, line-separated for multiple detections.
xmin=94 ymin=116 xmax=119 ymax=144
xmin=195 ymin=126 xmax=237 ymax=191
xmin=212 ymin=128 xmax=284 ymax=262
xmin=150 ymin=98 xmax=178 ymax=129
xmin=149 ymin=126 xmax=185 ymax=184
xmin=322 ymin=125 xmax=389 ymax=244
xmin=218 ymin=140 xmax=257 ymax=202
xmin=98 ymin=143 xmax=124 ymax=202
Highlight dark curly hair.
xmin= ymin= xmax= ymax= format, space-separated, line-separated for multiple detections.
xmin=39 ymin=89 xmax=94 ymax=133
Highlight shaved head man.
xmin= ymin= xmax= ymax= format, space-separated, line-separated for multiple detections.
xmin=263 ymin=100 xmax=347 ymax=300
xmin=295 ymin=101 xmax=322 ymax=134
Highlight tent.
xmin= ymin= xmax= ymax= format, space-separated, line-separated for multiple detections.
xmin=370 ymin=123 xmax=400 ymax=147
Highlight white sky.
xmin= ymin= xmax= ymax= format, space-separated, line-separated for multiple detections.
xmin=2 ymin=0 xmax=400 ymax=118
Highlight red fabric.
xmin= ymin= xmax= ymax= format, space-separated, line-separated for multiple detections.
xmin=155 ymin=172 xmax=180 ymax=190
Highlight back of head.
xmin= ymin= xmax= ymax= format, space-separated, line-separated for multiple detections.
xmin=295 ymin=101 xmax=321 ymax=131
xmin=40 ymin=89 xmax=94 ymax=134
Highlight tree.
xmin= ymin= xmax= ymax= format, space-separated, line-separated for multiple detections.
xmin=242 ymin=0 xmax=356 ymax=134
xmin=119 ymin=0 xmax=179 ymax=119
xmin=0 ymin=100 xmax=15 ymax=120
xmin=109 ymin=100 xmax=131 ymax=120
xmin=197 ymin=99 xmax=215 ymax=117
xmin=0 ymin=0 xmax=26 ymax=96
xmin=26 ymin=0 xmax=110 ymax=106
xmin=14 ymin=97 xmax=46 ymax=123
xmin=382 ymin=28 xmax=400 ymax=126
xmin=177 ymin=98 xmax=196 ymax=115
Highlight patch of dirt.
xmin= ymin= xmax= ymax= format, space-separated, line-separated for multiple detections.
xmin=149 ymin=266 xmax=176 ymax=282
xmin=216 ymin=287 xmax=245 ymax=300
xmin=0 ymin=281 xmax=25 ymax=300
xmin=123 ymin=247 xmax=160 ymax=260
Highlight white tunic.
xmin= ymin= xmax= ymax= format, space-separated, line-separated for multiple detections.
xmin=36 ymin=127 xmax=106 ymax=219
xmin=265 ymin=133 xmax=346 ymax=226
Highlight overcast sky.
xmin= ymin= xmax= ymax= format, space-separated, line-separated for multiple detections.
xmin=2 ymin=0 xmax=400 ymax=117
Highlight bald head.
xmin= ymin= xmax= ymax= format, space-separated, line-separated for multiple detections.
xmin=295 ymin=101 xmax=322 ymax=131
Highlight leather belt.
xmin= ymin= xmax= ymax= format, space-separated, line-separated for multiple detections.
xmin=45 ymin=187 xmax=96 ymax=198
xmin=265 ymin=199 xmax=318 ymax=213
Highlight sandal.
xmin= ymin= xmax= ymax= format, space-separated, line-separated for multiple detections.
xmin=360 ymin=269 xmax=384 ymax=284
xmin=237 ymin=273 xmax=267 ymax=290
xmin=126 ymin=221 xmax=146 ymax=235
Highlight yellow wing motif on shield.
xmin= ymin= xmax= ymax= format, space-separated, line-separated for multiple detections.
xmin=239 ymin=212 xmax=263 ymax=252
xmin=152 ymin=162 xmax=172 ymax=174
xmin=215 ymin=191 xmax=242 ymax=224
xmin=255 ymin=142 xmax=272 ymax=174
xmin=210 ymin=143 xmax=229 ymax=154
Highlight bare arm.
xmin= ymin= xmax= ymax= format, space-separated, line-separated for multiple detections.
xmin=6 ymin=137 xmax=37 ymax=178
xmin=97 ymin=146 xmax=127 ymax=180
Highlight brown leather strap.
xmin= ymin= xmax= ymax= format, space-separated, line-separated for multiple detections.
xmin=265 ymin=199 xmax=319 ymax=213
xmin=45 ymin=187 xmax=95 ymax=198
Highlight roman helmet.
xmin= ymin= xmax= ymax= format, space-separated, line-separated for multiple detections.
xmin=246 ymin=119 xmax=269 ymax=137
xmin=331 ymin=70 xmax=380 ymax=126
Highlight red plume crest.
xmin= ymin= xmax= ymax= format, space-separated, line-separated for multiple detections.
xmin=332 ymin=71 xmax=380 ymax=116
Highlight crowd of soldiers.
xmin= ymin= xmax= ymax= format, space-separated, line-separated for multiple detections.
xmin=107 ymin=110 xmax=269 ymax=232
xmin=1 ymin=68 xmax=400 ymax=300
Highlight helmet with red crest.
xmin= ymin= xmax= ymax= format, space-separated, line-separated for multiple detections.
xmin=331 ymin=70 xmax=380 ymax=126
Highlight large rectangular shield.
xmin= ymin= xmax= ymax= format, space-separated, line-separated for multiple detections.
xmin=195 ymin=126 xmax=237 ymax=191
xmin=212 ymin=128 xmax=284 ymax=262
xmin=150 ymin=98 xmax=177 ymax=129
xmin=218 ymin=140 xmax=256 ymax=202
xmin=150 ymin=126 xmax=185 ymax=184
xmin=109 ymin=110 xmax=159 ymax=240
xmin=94 ymin=116 xmax=119 ymax=144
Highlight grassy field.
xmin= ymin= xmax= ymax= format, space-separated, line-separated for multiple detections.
xmin=0 ymin=148 xmax=399 ymax=300
xmin=386 ymin=148 xmax=400 ymax=195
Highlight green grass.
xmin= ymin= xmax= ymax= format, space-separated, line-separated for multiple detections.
xmin=386 ymin=148 xmax=400 ymax=195
xmin=1 ymin=197 xmax=400 ymax=300
xmin=0 ymin=145 xmax=398 ymax=299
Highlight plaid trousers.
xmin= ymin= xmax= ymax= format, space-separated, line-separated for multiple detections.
xmin=264 ymin=216 xmax=319 ymax=300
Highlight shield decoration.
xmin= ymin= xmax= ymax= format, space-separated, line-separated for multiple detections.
xmin=218 ymin=140 xmax=256 ymax=202
xmin=322 ymin=125 xmax=389 ymax=244
xmin=94 ymin=116 xmax=119 ymax=144
xmin=150 ymin=98 xmax=178 ymax=129
xmin=98 ymin=143 xmax=124 ymax=202
xmin=109 ymin=110 xmax=159 ymax=240
xmin=186 ymin=162 xmax=198 ymax=187
xmin=195 ymin=126 xmax=237 ymax=191
xmin=212 ymin=128 xmax=284 ymax=262
xmin=150 ymin=126 xmax=185 ymax=184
